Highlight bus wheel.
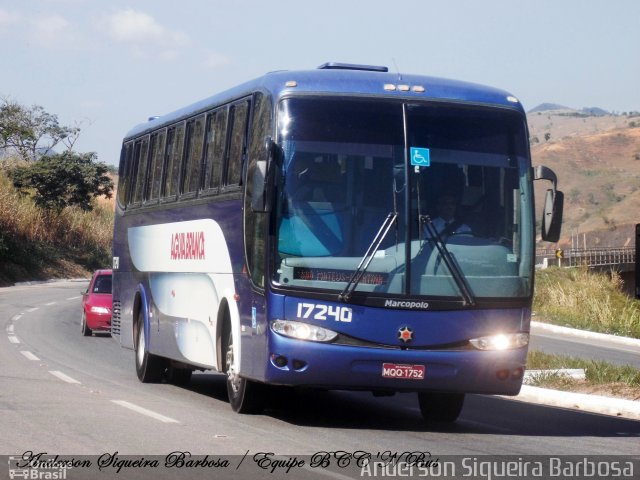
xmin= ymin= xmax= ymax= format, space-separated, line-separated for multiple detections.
xmin=135 ymin=310 xmax=164 ymax=383
xmin=418 ymin=392 xmax=465 ymax=423
xmin=223 ymin=327 xmax=264 ymax=414
xmin=81 ymin=313 xmax=92 ymax=337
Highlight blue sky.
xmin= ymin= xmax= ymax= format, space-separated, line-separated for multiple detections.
xmin=1 ymin=0 xmax=639 ymax=166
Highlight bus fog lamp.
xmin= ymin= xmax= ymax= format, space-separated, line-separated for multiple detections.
xmin=292 ymin=359 xmax=307 ymax=370
xmin=271 ymin=354 xmax=288 ymax=368
xmin=271 ymin=320 xmax=338 ymax=343
xmin=469 ymin=333 xmax=529 ymax=351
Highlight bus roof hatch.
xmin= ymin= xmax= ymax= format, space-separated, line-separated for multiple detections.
xmin=317 ymin=62 xmax=388 ymax=72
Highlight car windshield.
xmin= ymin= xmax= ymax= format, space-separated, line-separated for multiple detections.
xmin=273 ymin=98 xmax=533 ymax=302
xmin=93 ymin=275 xmax=112 ymax=294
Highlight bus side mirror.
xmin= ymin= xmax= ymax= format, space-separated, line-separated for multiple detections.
xmin=542 ymin=188 xmax=563 ymax=242
xmin=250 ymin=136 xmax=274 ymax=213
xmin=534 ymin=165 xmax=563 ymax=243
xmin=533 ymin=165 xmax=556 ymax=187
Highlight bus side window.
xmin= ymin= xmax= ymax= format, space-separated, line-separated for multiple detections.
xmin=131 ymin=136 xmax=149 ymax=206
xmin=225 ymin=100 xmax=250 ymax=188
xmin=162 ymin=123 xmax=185 ymax=200
xmin=146 ymin=130 xmax=166 ymax=203
xmin=202 ymin=109 xmax=227 ymax=193
xmin=117 ymin=142 xmax=133 ymax=207
xmin=182 ymin=115 xmax=205 ymax=196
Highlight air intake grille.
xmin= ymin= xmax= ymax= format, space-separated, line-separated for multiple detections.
xmin=111 ymin=300 xmax=121 ymax=338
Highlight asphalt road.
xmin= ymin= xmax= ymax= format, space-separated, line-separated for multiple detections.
xmin=529 ymin=324 xmax=640 ymax=368
xmin=1 ymin=281 xmax=639 ymax=476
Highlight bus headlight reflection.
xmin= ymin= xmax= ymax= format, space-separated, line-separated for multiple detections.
xmin=271 ymin=320 xmax=338 ymax=343
xmin=469 ymin=332 xmax=529 ymax=351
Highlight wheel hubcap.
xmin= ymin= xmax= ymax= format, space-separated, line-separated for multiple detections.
xmin=225 ymin=340 xmax=240 ymax=394
xmin=137 ymin=326 xmax=145 ymax=366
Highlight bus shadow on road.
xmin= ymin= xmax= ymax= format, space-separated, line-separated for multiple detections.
xmin=186 ymin=372 xmax=439 ymax=432
xmin=184 ymin=373 xmax=640 ymax=437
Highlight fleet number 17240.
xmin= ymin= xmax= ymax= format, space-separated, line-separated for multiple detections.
xmin=296 ymin=303 xmax=353 ymax=323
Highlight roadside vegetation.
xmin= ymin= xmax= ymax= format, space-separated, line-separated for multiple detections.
xmin=0 ymin=170 xmax=114 ymax=286
xmin=526 ymin=350 xmax=640 ymax=401
xmin=531 ymin=267 xmax=640 ymax=400
xmin=533 ymin=266 xmax=640 ymax=339
xmin=0 ymin=98 xmax=114 ymax=286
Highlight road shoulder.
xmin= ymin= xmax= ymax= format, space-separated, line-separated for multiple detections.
xmin=524 ymin=321 xmax=640 ymax=420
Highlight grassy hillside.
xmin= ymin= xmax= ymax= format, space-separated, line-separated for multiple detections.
xmin=534 ymin=267 xmax=640 ymax=338
xmin=0 ymin=171 xmax=114 ymax=286
xmin=529 ymin=111 xmax=640 ymax=244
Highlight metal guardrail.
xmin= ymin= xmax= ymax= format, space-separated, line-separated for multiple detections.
xmin=536 ymin=247 xmax=635 ymax=268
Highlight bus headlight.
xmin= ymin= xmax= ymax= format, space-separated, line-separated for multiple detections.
xmin=469 ymin=333 xmax=529 ymax=351
xmin=271 ymin=320 xmax=338 ymax=343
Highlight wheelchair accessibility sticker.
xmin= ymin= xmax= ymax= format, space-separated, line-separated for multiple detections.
xmin=410 ymin=147 xmax=430 ymax=167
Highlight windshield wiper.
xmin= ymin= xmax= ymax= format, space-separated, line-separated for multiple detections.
xmin=338 ymin=212 xmax=397 ymax=302
xmin=420 ymin=215 xmax=475 ymax=306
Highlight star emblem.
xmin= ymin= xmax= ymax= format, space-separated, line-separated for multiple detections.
xmin=398 ymin=326 xmax=413 ymax=343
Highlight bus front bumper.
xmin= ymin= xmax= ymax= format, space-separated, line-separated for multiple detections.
xmin=263 ymin=333 xmax=526 ymax=395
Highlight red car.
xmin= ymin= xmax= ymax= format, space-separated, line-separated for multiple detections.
xmin=81 ymin=269 xmax=113 ymax=336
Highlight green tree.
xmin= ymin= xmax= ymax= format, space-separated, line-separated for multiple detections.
xmin=0 ymin=98 xmax=80 ymax=161
xmin=11 ymin=151 xmax=113 ymax=211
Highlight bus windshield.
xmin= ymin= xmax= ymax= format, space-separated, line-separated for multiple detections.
xmin=273 ymin=98 xmax=534 ymax=302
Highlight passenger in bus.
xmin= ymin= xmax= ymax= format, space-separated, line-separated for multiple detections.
xmin=425 ymin=193 xmax=471 ymax=239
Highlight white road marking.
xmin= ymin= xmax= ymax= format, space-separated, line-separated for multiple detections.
xmin=11 ymin=314 xmax=22 ymax=321
xmin=6 ymin=325 xmax=14 ymax=334
xmin=49 ymin=370 xmax=81 ymax=384
xmin=8 ymin=335 xmax=20 ymax=344
xmin=20 ymin=351 xmax=40 ymax=361
xmin=111 ymin=400 xmax=179 ymax=424
xmin=67 ymin=296 xmax=82 ymax=301
xmin=26 ymin=307 xmax=39 ymax=312
xmin=44 ymin=302 xmax=57 ymax=306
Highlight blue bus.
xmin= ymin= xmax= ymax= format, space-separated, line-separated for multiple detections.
xmin=112 ymin=63 xmax=562 ymax=423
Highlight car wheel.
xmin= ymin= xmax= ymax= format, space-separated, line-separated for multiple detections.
xmin=418 ymin=392 xmax=465 ymax=423
xmin=134 ymin=310 xmax=165 ymax=382
xmin=223 ymin=323 xmax=264 ymax=414
xmin=81 ymin=313 xmax=92 ymax=337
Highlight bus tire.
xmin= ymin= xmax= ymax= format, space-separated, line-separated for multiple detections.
xmin=418 ymin=392 xmax=465 ymax=423
xmin=223 ymin=325 xmax=265 ymax=414
xmin=135 ymin=310 xmax=164 ymax=383
xmin=81 ymin=313 xmax=92 ymax=337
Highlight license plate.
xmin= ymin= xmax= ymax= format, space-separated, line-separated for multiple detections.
xmin=382 ymin=363 xmax=425 ymax=380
